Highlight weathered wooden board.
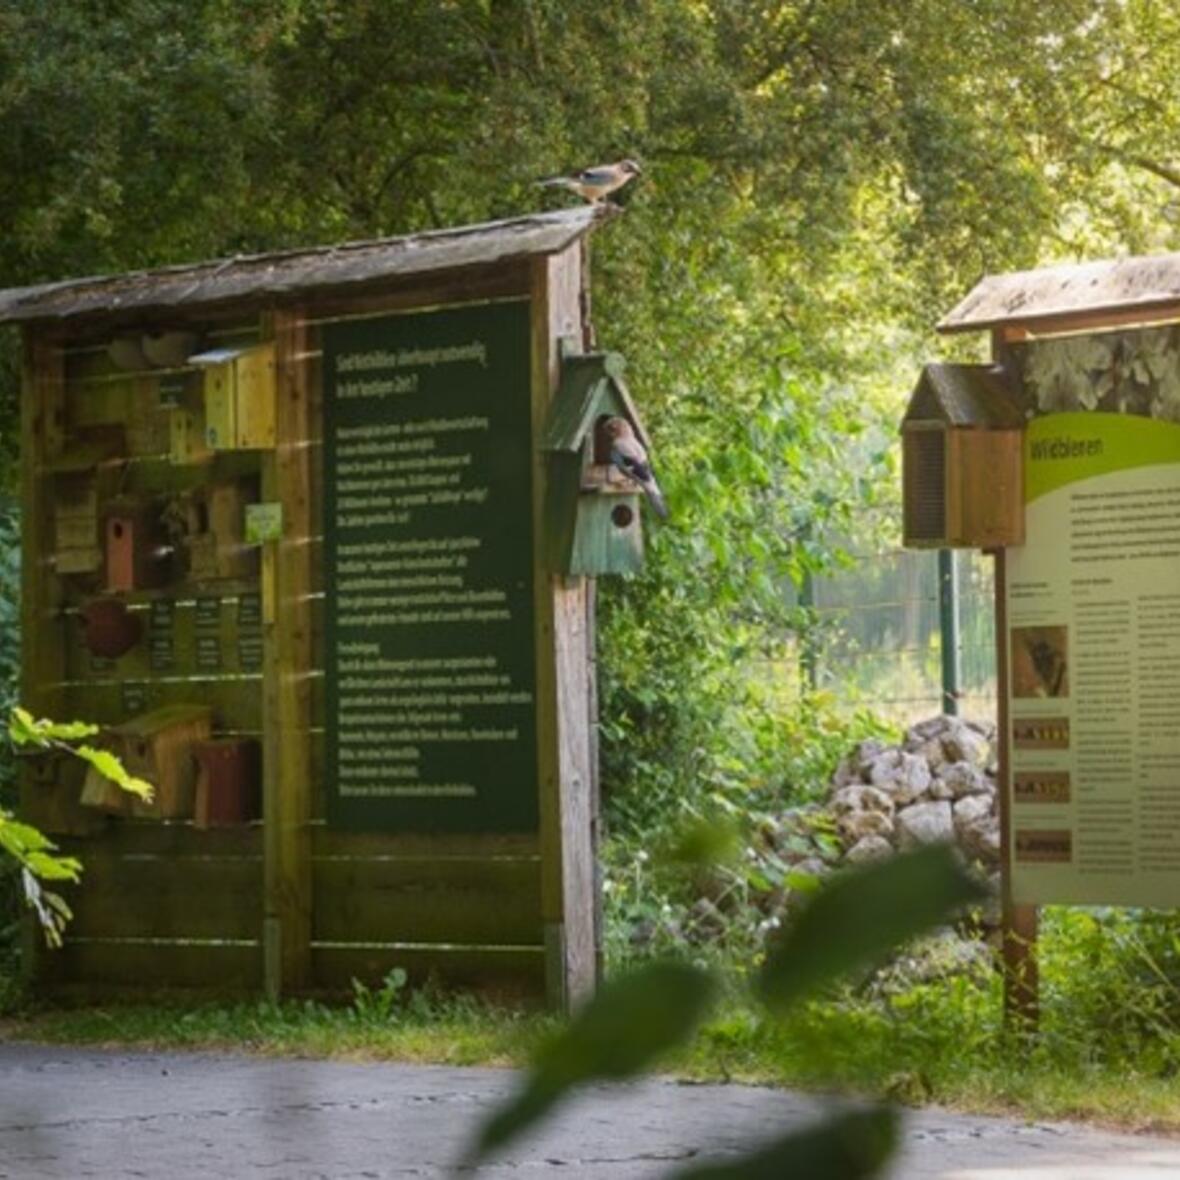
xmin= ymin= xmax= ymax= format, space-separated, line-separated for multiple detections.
xmin=59 ymin=821 xmax=262 ymax=857
xmin=940 ymin=251 xmax=1180 ymax=334
xmin=313 ymin=856 xmax=542 ymax=946
xmin=57 ymin=853 xmax=261 ymax=941
xmin=40 ymin=941 xmax=262 ymax=992
xmin=311 ymin=945 xmax=544 ymax=1000
xmin=261 ymin=307 xmax=316 ymax=994
xmin=54 ymin=676 xmax=264 ymax=730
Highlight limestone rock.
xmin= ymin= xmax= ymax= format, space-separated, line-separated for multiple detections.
xmin=846 ymin=835 xmax=894 ymax=865
xmin=867 ymin=749 xmax=902 ymax=786
xmin=906 ymin=716 xmax=949 ymax=744
xmin=838 ymin=808 xmax=895 ymax=846
xmin=919 ymin=737 xmax=948 ymax=773
xmin=896 ymin=800 xmax=954 ymax=849
xmin=953 ymin=793 xmax=993 ymax=831
xmin=830 ymin=784 xmax=895 ymax=816
xmin=939 ymin=760 xmax=991 ymax=799
xmin=790 ymin=857 xmax=830 ymax=879
xmin=875 ymin=752 xmax=931 ymax=805
xmin=831 ymin=757 xmax=861 ymax=789
xmin=855 ymin=738 xmax=888 ymax=774
xmin=942 ymin=721 xmax=991 ymax=767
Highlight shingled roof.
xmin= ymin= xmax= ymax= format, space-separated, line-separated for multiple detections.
xmin=939 ymin=251 xmax=1180 ymax=334
xmin=904 ymin=363 xmax=1024 ymax=428
xmin=0 ymin=205 xmax=614 ymax=326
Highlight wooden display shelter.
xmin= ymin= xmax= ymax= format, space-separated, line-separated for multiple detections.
xmin=2 ymin=206 xmax=631 ymax=1009
xmin=912 ymin=249 xmax=1180 ymax=1025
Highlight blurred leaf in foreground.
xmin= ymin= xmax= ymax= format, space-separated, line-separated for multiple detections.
xmin=667 ymin=1106 xmax=898 ymax=1180
xmin=759 ymin=845 xmax=988 ymax=1015
xmin=470 ymin=960 xmax=717 ymax=1160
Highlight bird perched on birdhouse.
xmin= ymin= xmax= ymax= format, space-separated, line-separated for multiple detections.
xmin=603 ymin=417 xmax=667 ymax=519
xmin=538 ymin=159 xmax=642 ymax=203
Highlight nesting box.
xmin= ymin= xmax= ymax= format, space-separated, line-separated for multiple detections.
xmin=193 ymin=738 xmax=261 ymax=828
xmin=541 ymin=348 xmax=650 ymax=575
xmin=189 ymin=343 xmax=276 ymax=450
xmin=104 ymin=498 xmax=169 ymax=591
xmin=185 ymin=482 xmax=257 ymax=581
xmin=49 ymin=432 xmax=125 ymax=576
xmin=23 ymin=752 xmax=105 ymax=836
xmin=89 ymin=705 xmax=214 ymax=820
xmin=901 ymin=363 xmax=1025 ymax=549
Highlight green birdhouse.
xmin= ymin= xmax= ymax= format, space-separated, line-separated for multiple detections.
xmin=541 ymin=345 xmax=653 ymax=576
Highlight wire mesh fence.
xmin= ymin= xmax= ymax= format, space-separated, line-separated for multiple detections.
xmin=759 ymin=540 xmax=998 ymax=730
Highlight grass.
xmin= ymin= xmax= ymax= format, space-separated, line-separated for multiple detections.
xmin=5 ymin=961 xmax=1180 ymax=1135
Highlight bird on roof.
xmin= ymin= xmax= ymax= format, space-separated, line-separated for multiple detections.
xmin=603 ymin=416 xmax=667 ymax=519
xmin=537 ymin=159 xmax=642 ymax=204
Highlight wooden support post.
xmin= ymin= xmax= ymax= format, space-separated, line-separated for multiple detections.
xmin=18 ymin=331 xmax=67 ymax=983
xmin=261 ymin=308 xmax=314 ymax=997
xmin=532 ymin=248 xmax=598 ymax=1013
xmin=994 ymin=548 xmax=1039 ymax=1031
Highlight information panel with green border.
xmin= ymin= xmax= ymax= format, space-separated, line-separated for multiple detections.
xmin=323 ymin=300 xmax=538 ymax=832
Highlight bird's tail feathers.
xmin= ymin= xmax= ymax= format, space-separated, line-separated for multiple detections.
xmin=642 ymin=480 xmax=669 ymax=521
xmin=537 ymin=176 xmax=577 ymax=190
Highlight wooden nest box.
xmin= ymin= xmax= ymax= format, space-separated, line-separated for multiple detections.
xmin=902 ymin=363 xmax=1025 ymax=549
xmin=541 ymin=347 xmax=652 ymax=576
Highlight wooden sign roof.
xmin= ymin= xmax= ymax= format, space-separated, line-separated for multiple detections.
xmin=0 ymin=205 xmax=615 ymax=326
xmin=939 ymin=251 xmax=1180 ymax=335
xmin=904 ymin=363 xmax=1024 ymax=428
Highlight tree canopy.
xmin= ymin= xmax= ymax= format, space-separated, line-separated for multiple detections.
xmin=2 ymin=0 xmax=1178 ymax=817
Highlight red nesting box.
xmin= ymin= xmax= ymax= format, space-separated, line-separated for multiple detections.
xmin=193 ymin=739 xmax=261 ymax=829
xmin=105 ymin=501 xmax=168 ymax=592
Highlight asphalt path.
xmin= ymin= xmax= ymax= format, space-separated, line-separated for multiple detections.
xmin=0 ymin=1043 xmax=1177 ymax=1178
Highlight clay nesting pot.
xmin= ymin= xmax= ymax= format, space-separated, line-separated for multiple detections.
xmin=81 ymin=598 xmax=142 ymax=660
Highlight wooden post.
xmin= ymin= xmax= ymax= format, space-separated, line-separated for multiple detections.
xmin=532 ymin=248 xmax=597 ymax=1012
xmin=18 ymin=330 xmax=66 ymax=983
xmin=990 ymin=328 xmax=1038 ymax=1031
xmin=261 ymin=308 xmax=314 ymax=996
xmin=994 ymin=547 xmax=1039 ymax=1030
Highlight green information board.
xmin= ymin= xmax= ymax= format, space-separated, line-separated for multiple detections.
xmin=323 ymin=300 xmax=538 ymax=832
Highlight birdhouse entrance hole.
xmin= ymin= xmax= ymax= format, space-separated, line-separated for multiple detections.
xmin=611 ymin=504 xmax=633 ymax=529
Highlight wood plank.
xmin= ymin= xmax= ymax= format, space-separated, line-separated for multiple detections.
xmin=312 ymin=857 xmax=542 ymax=945
xmin=58 ymin=675 xmax=265 ymax=730
xmin=299 ymin=260 xmax=531 ymax=325
xmin=58 ymin=821 xmax=262 ymax=858
xmin=311 ymin=944 xmax=544 ymax=1001
xmin=994 ymin=544 xmax=1039 ymax=1031
xmin=19 ymin=332 xmax=106 ymax=851
xmin=530 ymin=248 xmax=597 ymax=1013
xmin=262 ymin=307 xmax=315 ymax=995
xmin=62 ymin=593 xmax=320 ymax=682
xmin=59 ymin=853 xmax=261 ymax=940
xmin=311 ymin=828 xmax=538 ymax=859
xmin=40 ymin=940 xmax=262 ymax=992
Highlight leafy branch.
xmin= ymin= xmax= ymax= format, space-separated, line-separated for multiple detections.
xmin=467 ymin=845 xmax=987 ymax=1177
xmin=3 ymin=706 xmax=154 ymax=947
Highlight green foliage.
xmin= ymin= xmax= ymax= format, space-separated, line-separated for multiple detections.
xmin=470 ymin=847 xmax=982 ymax=1175
xmin=3 ymin=707 xmax=154 ymax=947
xmin=474 ymin=962 xmax=718 ymax=1159
xmin=758 ymin=846 xmax=988 ymax=1013
xmin=674 ymin=1108 xmax=897 ymax=1180
xmin=348 ymin=968 xmax=409 ymax=1023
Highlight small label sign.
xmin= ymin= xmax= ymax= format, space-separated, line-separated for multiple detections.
xmin=245 ymin=502 xmax=283 ymax=544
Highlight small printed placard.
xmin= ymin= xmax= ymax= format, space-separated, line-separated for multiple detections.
xmin=238 ymin=592 xmax=262 ymax=628
xmin=196 ymin=634 xmax=222 ymax=672
xmin=121 ymin=681 xmax=148 ymax=715
xmin=195 ymin=596 xmax=221 ymax=629
xmin=158 ymin=373 xmax=189 ymax=409
xmin=245 ymin=502 xmax=283 ymax=544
